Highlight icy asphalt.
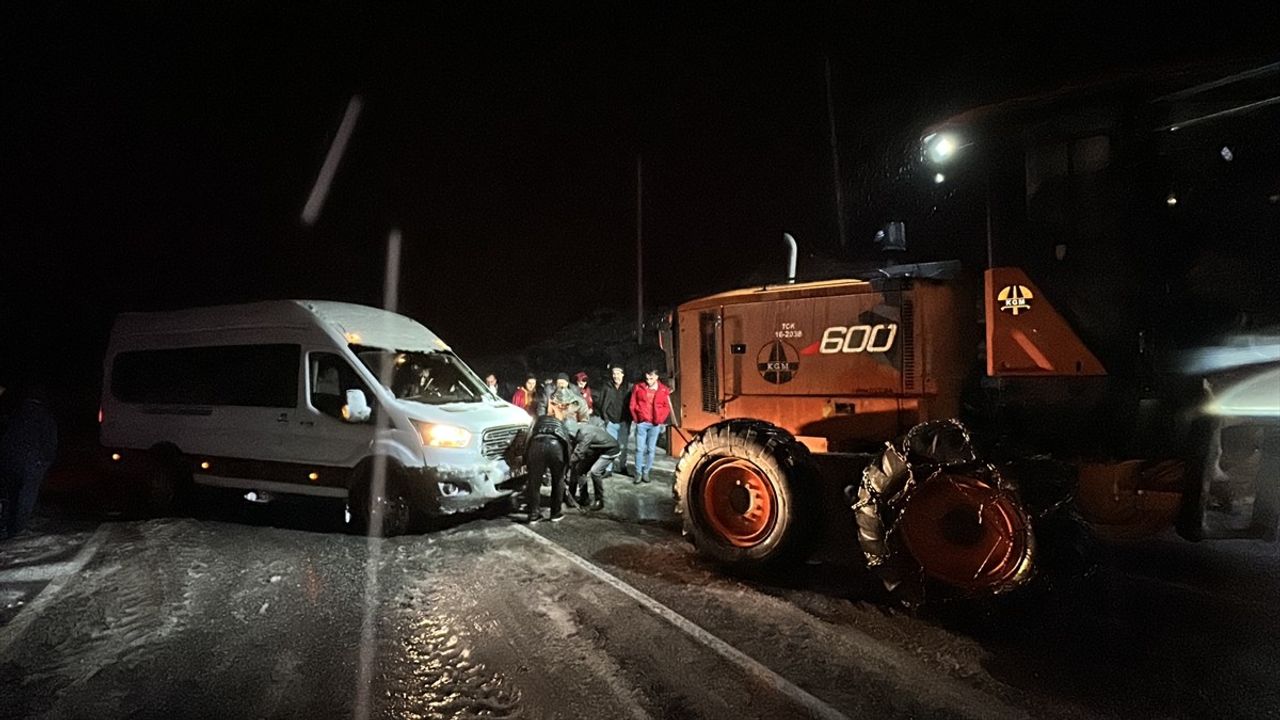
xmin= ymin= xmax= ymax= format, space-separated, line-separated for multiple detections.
xmin=3 ymin=458 xmax=1280 ymax=719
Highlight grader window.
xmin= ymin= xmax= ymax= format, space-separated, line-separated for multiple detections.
xmin=699 ymin=311 xmax=719 ymax=413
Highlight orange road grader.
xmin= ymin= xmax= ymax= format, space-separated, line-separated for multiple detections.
xmin=662 ymin=65 xmax=1280 ymax=601
xmin=662 ymin=259 xmax=1278 ymax=602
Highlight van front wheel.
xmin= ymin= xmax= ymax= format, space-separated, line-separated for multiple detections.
xmin=347 ymin=463 xmax=414 ymax=537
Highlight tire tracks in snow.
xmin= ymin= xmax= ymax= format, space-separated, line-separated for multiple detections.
xmin=0 ymin=524 xmax=108 ymax=658
xmin=2 ymin=520 xmax=212 ymax=710
xmin=516 ymin=523 xmax=1031 ymax=720
xmin=366 ymin=540 xmax=525 ymax=720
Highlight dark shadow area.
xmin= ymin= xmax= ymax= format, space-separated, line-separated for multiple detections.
xmin=914 ymin=540 xmax=1280 ymax=719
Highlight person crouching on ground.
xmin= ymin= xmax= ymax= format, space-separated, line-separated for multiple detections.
xmin=520 ymin=395 xmax=575 ymax=523
xmin=629 ymin=368 xmax=672 ymax=485
xmin=567 ymin=413 xmax=620 ymax=511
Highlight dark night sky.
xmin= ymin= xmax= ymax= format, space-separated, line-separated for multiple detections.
xmin=3 ymin=2 xmax=1277 ymax=383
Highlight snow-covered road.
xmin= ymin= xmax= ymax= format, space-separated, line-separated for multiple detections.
xmin=3 ymin=494 xmax=1280 ymax=719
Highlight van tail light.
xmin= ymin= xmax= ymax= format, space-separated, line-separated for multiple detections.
xmin=98 ymin=408 xmax=104 ymax=424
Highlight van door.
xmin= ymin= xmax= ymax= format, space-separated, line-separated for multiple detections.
xmin=285 ymin=350 xmax=380 ymax=475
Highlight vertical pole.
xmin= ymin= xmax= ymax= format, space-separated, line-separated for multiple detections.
xmin=355 ymin=226 xmax=401 ymax=720
xmin=301 ymin=94 xmax=362 ymax=227
xmin=383 ymin=228 xmax=402 ymax=313
xmin=636 ymin=154 xmax=644 ymax=345
xmin=825 ymin=57 xmax=848 ymax=249
xmin=986 ymin=181 xmax=994 ymax=269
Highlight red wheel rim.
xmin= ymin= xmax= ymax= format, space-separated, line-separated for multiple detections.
xmin=898 ymin=473 xmax=1033 ymax=592
xmin=698 ymin=457 xmax=778 ymax=547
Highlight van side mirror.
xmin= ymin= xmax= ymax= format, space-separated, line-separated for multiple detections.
xmin=343 ymin=389 xmax=372 ymax=423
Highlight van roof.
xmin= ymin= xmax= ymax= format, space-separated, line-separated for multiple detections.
xmin=112 ymin=300 xmax=450 ymax=352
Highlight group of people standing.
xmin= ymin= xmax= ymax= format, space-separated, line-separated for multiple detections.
xmin=490 ymin=366 xmax=672 ymax=523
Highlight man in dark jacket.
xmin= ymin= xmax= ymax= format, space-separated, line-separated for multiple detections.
xmin=521 ymin=399 xmax=574 ymax=523
xmin=0 ymin=383 xmax=58 ymax=539
xmin=595 ymin=366 xmax=633 ymax=476
xmin=567 ymin=416 xmax=620 ymax=511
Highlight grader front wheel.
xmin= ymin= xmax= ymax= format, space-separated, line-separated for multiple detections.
xmin=675 ymin=420 xmax=815 ymax=568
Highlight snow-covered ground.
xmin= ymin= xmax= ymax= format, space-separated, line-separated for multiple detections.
xmin=3 ymin=452 xmax=1280 ymax=719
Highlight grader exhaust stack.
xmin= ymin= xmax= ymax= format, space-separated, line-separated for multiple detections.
xmin=783 ymin=232 xmax=797 ymax=284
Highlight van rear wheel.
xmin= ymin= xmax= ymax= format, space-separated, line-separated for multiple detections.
xmin=132 ymin=446 xmax=191 ymax=517
xmin=675 ymin=420 xmax=815 ymax=569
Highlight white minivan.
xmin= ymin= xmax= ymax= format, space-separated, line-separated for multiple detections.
xmin=99 ymin=300 xmax=532 ymax=534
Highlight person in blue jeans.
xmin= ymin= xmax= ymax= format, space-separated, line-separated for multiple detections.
xmin=628 ymin=368 xmax=672 ymax=484
xmin=596 ymin=366 xmax=633 ymax=475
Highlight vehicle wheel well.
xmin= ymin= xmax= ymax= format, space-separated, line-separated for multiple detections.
xmin=349 ymin=455 xmax=407 ymax=489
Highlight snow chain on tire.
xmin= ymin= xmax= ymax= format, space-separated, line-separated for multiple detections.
xmin=848 ymin=419 xmax=1037 ymax=604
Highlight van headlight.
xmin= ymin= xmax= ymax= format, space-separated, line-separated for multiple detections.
xmin=414 ymin=422 xmax=472 ymax=448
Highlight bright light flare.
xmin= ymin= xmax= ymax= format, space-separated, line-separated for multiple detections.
xmin=923 ymin=132 xmax=961 ymax=163
xmin=1206 ymin=364 xmax=1280 ymax=418
xmin=934 ymin=173 xmax=946 ymax=184
xmin=1179 ymin=336 xmax=1280 ymax=374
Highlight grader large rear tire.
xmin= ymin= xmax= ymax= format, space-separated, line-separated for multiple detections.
xmin=675 ymin=420 xmax=815 ymax=568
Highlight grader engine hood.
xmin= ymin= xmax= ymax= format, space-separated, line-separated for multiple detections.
xmin=675 ymin=274 xmax=977 ymax=453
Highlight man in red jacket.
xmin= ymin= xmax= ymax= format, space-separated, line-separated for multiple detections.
xmin=628 ymin=367 xmax=671 ymax=484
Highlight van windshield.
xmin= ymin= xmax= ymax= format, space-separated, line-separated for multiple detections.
xmin=352 ymin=347 xmax=489 ymax=404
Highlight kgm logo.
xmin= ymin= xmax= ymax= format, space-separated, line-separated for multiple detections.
xmin=801 ymin=323 xmax=898 ymax=355
xmin=997 ymin=285 xmax=1033 ymax=315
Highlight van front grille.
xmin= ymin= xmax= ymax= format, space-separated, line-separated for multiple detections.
xmin=482 ymin=425 xmax=525 ymax=459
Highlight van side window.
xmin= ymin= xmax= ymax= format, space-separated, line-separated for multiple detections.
xmin=309 ymin=353 xmax=373 ymax=420
xmin=111 ymin=344 xmax=299 ymax=407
